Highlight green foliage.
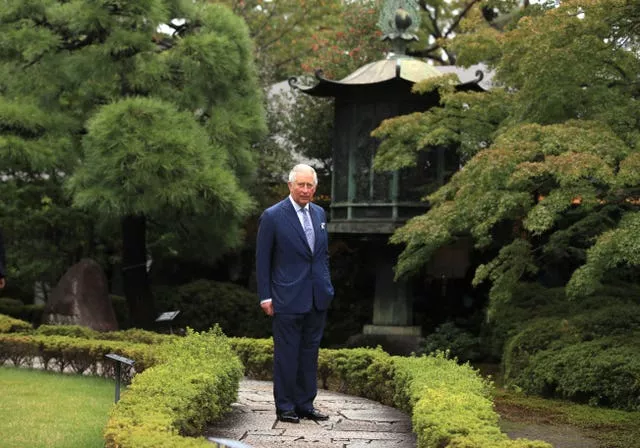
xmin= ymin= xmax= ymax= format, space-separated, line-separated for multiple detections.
xmin=300 ymin=0 xmax=385 ymax=80
xmin=517 ymin=337 xmax=640 ymax=411
xmin=568 ymin=212 xmax=640 ymax=298
xmin=0 ymin=313 xmax=32 ymax=333
xmin=375 ymin=0 xmax=640 ymax=311
xmin=155 ymin=280 xmax=271 ymax=338
xmin=110 ymin=294 xmax=130 ymax=328
xmin=419 ymin=321 xmax=483 ymax=363
xmin=0 ymin=300 xmax=44 ymax=327
xmin=69 ymin=97 xmax=252 ymax=221
xmin=0 ymin=0 xmax=266 ymax=299
xmin=503 ymin=301 xmax=640 ymax=410
xmin=229 ymin=337 xmax=274 ymax=380
xmin=394 ymin=353 xmax=551 ymax=448
xmin=218 ymin=0 xmax=345 ymax=82
xmin=318 ymin=347 xmax=397 ymax=404
xmin=35 ymin=324 xmax=99 ymax=339
xmin=104 ymin=327 xmax=243 ymax=448
xmin=0 ymin=332 xmax=158 ymax=373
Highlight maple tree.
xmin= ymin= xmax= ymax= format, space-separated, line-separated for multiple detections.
xmin=372 ymin=0 xmax=640 ymax=311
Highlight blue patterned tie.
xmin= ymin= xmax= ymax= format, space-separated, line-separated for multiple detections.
xmin=301 ymin=208 xmax=315 ymax=252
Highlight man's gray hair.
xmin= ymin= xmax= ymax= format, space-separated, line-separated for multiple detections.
xmin=288 ymin=164 xmax=318 ymax=186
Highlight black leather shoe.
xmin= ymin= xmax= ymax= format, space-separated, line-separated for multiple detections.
xmin=276 ymin=410 xmax=300 ymax=423
xmin=297 ymin=408 xmax=329 ymax=421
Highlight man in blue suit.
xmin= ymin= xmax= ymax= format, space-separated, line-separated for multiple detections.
xmin=256 ymin=164 xmax=334 ymax=423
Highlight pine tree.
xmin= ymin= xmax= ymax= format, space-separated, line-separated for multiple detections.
xmin=0 ymin=0 xmax=266 ymax=327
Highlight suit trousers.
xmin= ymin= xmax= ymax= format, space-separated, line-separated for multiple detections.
xmin=272 ymin=307 xmax=327 ymax=412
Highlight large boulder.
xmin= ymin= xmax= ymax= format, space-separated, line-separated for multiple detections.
xmin=42 ymin=258 xmax=118 ymax=331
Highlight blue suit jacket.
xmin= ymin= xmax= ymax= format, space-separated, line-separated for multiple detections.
xmin=256 ymin=198 xmax=334 ymax=314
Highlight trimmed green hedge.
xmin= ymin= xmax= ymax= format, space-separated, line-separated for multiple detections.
xmin=0 ymin=333 xmax=158 ymax=374
xmin=0 ymin=313 xmax=33 ymax=333
xmin=36 ymin=324 xmax=175 ymax=345
xmin=394 ymin=354 xmax=549 ymax=448
xmin=104 ymin=327 xmax=243 ymax=448
xmin=0 ymin=298 xmax=44 ymax=327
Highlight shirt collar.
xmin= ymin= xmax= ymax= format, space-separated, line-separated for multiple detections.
xmin=288 ymin=195 xmax=309 ymax=213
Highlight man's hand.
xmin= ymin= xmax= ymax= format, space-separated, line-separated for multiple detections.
xmin=261 ymin=301 xmax=274 ymax=316
xmin=0 ymin=278 xmax=5 ymax=289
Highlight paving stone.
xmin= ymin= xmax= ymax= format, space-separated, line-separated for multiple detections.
xmin=346 ymin=439 xmax=417 ymax=448
xmin=339 ymin=408 xmax=409 ymax=422
xmin=333 ymin=419 xmax=412 ymax=433
xmin=205 ymin=379 xmax=416 ymax=448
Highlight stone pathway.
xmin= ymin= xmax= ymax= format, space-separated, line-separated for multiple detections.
xmin=205 ymin=379 xmax=417 ymax=448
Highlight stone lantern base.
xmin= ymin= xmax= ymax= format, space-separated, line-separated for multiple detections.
xmin=362 ymin=324 xmax=422 ymax=336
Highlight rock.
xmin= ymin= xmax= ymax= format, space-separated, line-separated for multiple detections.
xmin=42 ymin=258 xmax=118 ymax=331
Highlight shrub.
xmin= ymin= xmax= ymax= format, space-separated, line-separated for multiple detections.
xmin=318 ymin=347 xmax=396 ymax=404
xmin=420 ymin=321 xmax=483 ymax=362
xmin=0 ymin=314 xmax=32 ymax=333
xmin=502 ymin=317 xmax=579 ymax=382
xmin=503 ymin=301 xmax=640 ymax=410
xmin=0 ymin=298 xmax=23 ymax=307
xmin=514 ymin=336 xmax=640 ymax=410
xmin=482 ymin=284 xmax=566 ymax=358
xmin=393 ymin=354 xmax=551 ymax=448
xmin=155 ymin=280 xmax=271 ymax=338
xmin=36 ymin=324 xmax=100 ymax=339
xmin=229 ymin=337 xmax=273 ymax=380
xmin=104 ymin=327 xmax=243 ymax=448
xmin=0 ymin=300 xmax=44 ymax=326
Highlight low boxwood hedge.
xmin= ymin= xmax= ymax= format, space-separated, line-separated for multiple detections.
xmin=104 ymin=327 xmax=243 ymax=448
xmin=0 ymin=313 xmax=33 ymax=333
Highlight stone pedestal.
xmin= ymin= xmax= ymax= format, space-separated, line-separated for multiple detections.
xmin=363 ymin=324 xmax=422 ymax=336
xmin=366 ymin=249 xmax=421 ymax=337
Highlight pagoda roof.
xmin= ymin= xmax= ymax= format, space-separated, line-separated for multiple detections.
xmin=289 ymin=60 xmax=491 ymax=97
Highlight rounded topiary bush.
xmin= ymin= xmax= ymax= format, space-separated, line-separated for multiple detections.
xmin=155 ymin=280 xmax=271 ymax=338
xmin=503 ymin=300 xmax=640 ymax=410
xmin=419 ymin=321 xmax=483 ymax=363
xmin=515 ymin=336 xmax=640 ymax=410
xmin=502 ymin=317 xmax=579 ymax=382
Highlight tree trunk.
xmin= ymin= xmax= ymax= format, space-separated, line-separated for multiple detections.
xmin=121 ymin=214 xmax=155 ymax=329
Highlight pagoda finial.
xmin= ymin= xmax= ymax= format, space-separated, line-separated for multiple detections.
xmin=378 ymin=0 xmax=420 ymax=56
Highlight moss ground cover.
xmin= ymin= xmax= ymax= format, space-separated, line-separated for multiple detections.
xmin=494 ymin=384 xmax=640 ymax=448
xmin=0 ymin=366 xmax=115 ymax=448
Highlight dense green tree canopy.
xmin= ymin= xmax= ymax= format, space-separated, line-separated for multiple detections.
xmin=0 ymin=0 xmax=266 ymax=325
xmin=372 ymin=0 xmax=640 ymax=311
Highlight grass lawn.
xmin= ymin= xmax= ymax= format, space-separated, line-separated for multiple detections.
xmin=0 ymin=366 xmax=116 ymax=448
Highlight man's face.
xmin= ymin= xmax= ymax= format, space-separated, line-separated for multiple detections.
xmin=288 ymin=171 xmax=316 ymax=207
